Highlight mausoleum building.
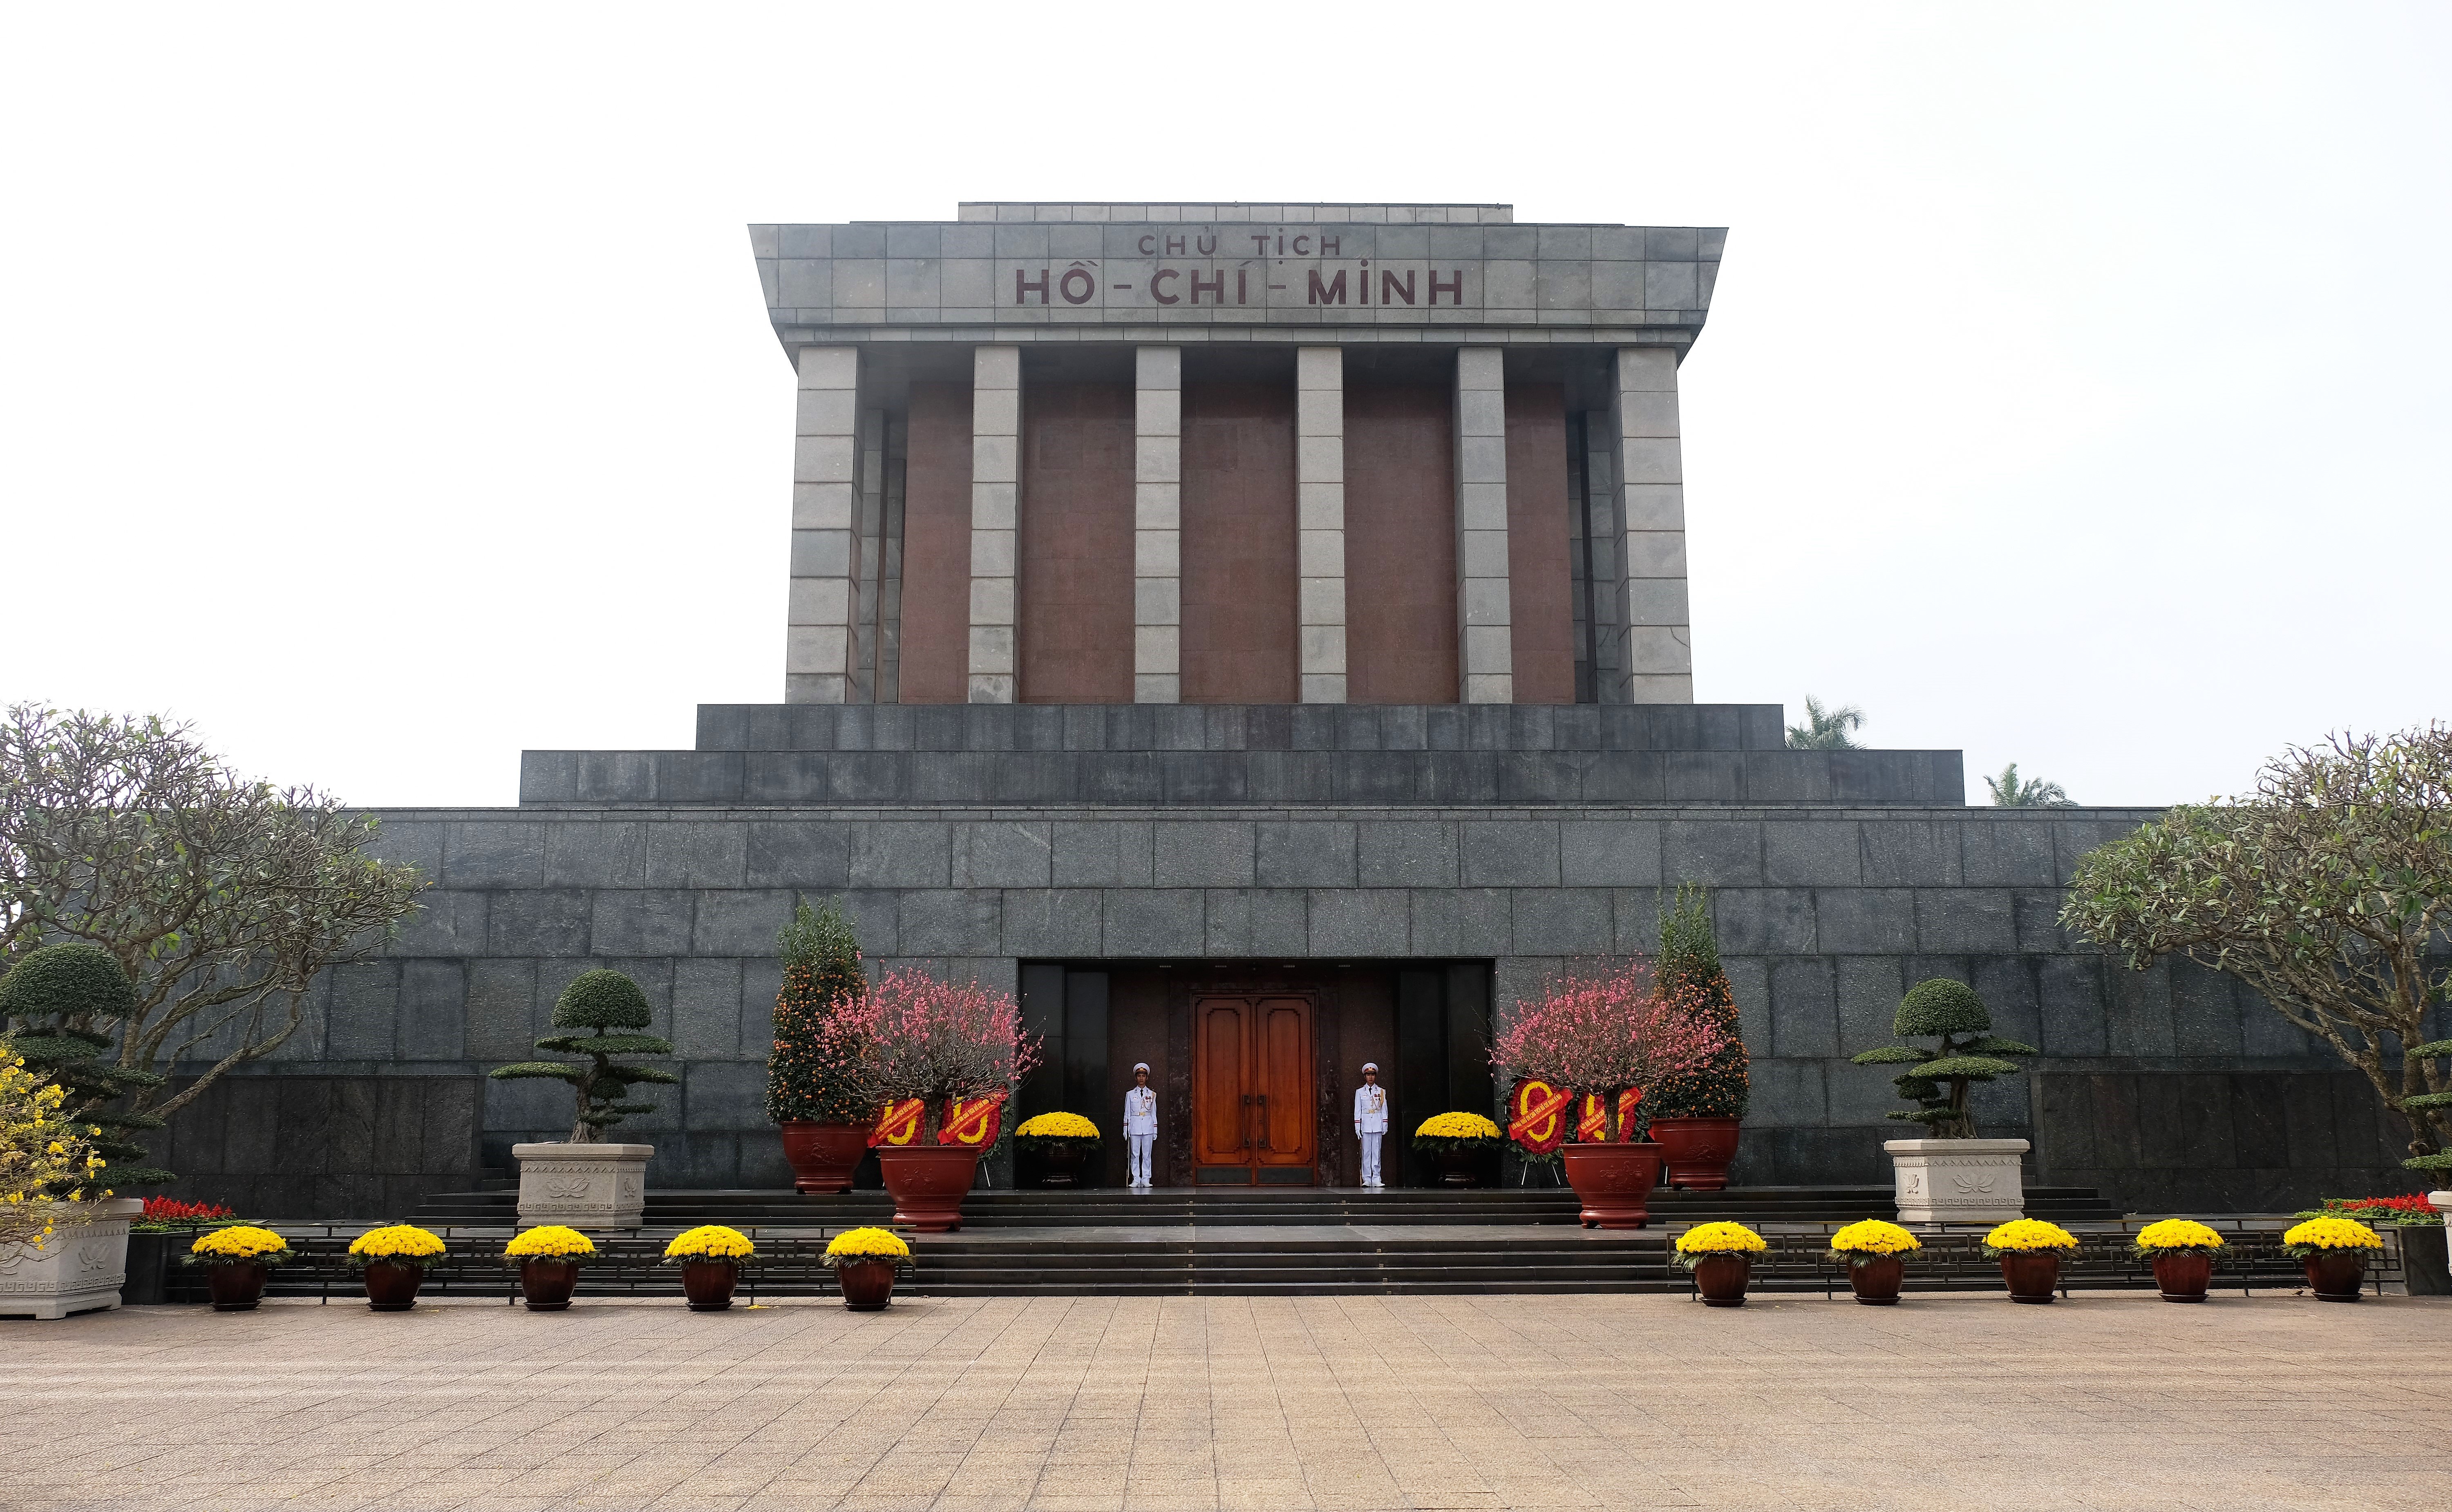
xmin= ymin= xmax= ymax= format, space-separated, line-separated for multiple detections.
xmin=147 ymin=204 xmax=2420 ymax=1216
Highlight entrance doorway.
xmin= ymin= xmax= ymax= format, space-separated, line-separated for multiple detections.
xmin=1192 ymin=992 xmax=1315 ymax=1183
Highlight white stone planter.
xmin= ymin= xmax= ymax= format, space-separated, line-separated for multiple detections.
xmin=2432 ymin=1192 xmax=2451 ymax=1222
xmin=1883 ymin=1138 xmax=2030 ymax=1224
xmin=513 ymin=1142 xmax=652 ymax=1228
xmin=0 ymin=1197 xmax=144 ymax=1320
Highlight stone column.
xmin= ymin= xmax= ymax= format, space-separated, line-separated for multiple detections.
xmin=852 ymin=403 xmax=886 ymax=702
xmin=1296 ymin=346 xmax=1347 ymax=704
xmin=1453 ymin=346 xmax=1512 ymax=703
xmin=785 ymin=344 xmax=861 ymax=704
xmin=1606 ymin=347 xmax=1694 ymax=702
xmin=968 ymin=344 xmax=1021 ymax=704
xmin=876 ymin=415 xmax=907 ymax=705
xmin=1581 ymin=412 xmax=1621 ymax=697
xmin=1133 ymin=346 xmax=1181 ymax=703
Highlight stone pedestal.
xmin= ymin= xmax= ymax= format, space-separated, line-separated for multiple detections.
xmin=0 ymin=1197 xmax=144 ymax=1319
xmin=513 ymin=1143 xmax=653 ymax=1229
xmin=1883 ymin=1138 xmax=2029 ymax=1225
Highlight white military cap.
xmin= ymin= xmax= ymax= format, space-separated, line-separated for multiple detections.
xmin=1133 ymin=1062 xmax=1151 ymax=1074
xmin=1361 ymin=1062 xmax=1378 ymax=1073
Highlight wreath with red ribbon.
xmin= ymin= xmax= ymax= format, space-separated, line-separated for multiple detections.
xmin=1508 ymin=1078 xmax=1572 ymax=1154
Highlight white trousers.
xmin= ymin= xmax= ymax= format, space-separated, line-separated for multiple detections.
xmin=1128 ymin=1134 xmax=1154 ymax=1186
xmin=1359 ymin=1131 xmax=1383 ymax=1186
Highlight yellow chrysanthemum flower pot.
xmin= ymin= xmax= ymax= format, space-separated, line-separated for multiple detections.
xmin=503 ymin=1224 xmax=596 ymax=1311
xmin=823 ymin=1226 xmax=912 ymax=1311
xmin=1829 ymin=1220 xmax=1921 ymax=1304
xmin=347 ymin=1224 xmax=448 ymax=1312
xmin=662 ymin=1226 xmax=756 ymax=1311
xmin=2282 ymin=1216 xmax=2384 ymax=1302
xmin=2131 ymin=1219 xmax=2226 ymax=1303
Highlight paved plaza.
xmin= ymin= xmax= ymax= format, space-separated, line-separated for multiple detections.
xmin=9 ymin=1292 xmax=2448 ymax=1511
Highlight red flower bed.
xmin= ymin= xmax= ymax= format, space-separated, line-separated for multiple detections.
xmin=141 ymin=1196 xmax=235 ymax=1223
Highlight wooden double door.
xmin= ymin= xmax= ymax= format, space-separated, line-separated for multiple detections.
xmin=1192 ymin=992 xmax=1315 ymax=1183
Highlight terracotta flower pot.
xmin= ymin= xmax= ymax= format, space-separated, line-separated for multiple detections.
xmin=1998 ymin=1250 xmax=2062 ymax=1303
xmin=877 ymin=1145 xmax=982 ymax=1232
xmin=779 ymin=1121 xmax=870 ymax=1194
xmin=1649 ymin=1117 xmax=1741 ymax=1191
xmin=519 ymin=1258 xmax=579 ymax=1310
xmin=206 ymin=1262 xmax=268 ymax=1311
xmin=681 ymin=1259 xmax=739 ymax=1311
xmin=362 ymin=1261 xmax=425 ymax=1311
xmin=1846 ymin=1253 xmax=1906 ymax=1305
xmin=1433 ymin=1149 xmax=1488 ymax=1188
xmin=2302 ymin=1249 xmax=2367 ymax=1302
xmin=1559 ymin=1142 xmax=1666 ymax=1229
xmin=835 ymin=1257 xmax=897 ymax=1311
xmin=2150 ymin=1251 xmax=2212 ymax=1303
xmin=1691 ymin=1253 xmax=1750 ymax=1306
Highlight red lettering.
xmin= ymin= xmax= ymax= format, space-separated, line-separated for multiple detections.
xmin=1059 ymin=267 xmax=1096 ymax=304
xmin=1307 ymin=269 xmax=1347 ymax=305
xmin=1381 ymin=269 xmax=1415 ymax=305
xmin=1015 ymin=268 xmax=1049 ymax=305
xmin=1150 ymin=268 xmax=1181 ymax=305
xmin=1430 ymin=269 xmax=1463 ymax=304
xmin=1189 ymin=268 xmax=1224 ymax=304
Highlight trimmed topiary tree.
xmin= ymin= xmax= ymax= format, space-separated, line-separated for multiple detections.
xmin=765 ymin=898 xmax=874 ymax=1125
xmin=1850 ymin=978 xmax=2036 ymax=1139
xmin=0 ymin=942 xmax=173 ymax=1186
xmin=490 ymin=969 xmax=678 ymax=1143
xmin=1643 ymin=883 xmax=1750 ymax=1130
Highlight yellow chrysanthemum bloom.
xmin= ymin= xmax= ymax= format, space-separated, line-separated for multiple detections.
xmin=504 ymin=1224 xmax=597 ymax=1260
xmin=190 ymin=1225 xmax=291 ymax=1261
xmin=1414 ymin=1111 xmax=1503 ymax=1140
xmin=1675 ymin=1221 xmax=1767 ymax=1255
xmin=1984 ymin=1219 xmax=2079 ymax=1251
xmin=663 ymin=1224 xmax=756 ymax=1262
xmin=2133 ymin=1219 xmax=2225 ymax=1253
xmin=824 ymin=1226 xmax=913 ymax=1261
xmin=348 ymin=1224 xmax=447 ymax=1261
xmin=1016 ymin=1112 xmax=1101 ymax=1139
xmin=1830 ymin=1219 xmax=1922 ymax=1257
xmin=2282 ymin=1216 xmax=2383 ymax=1252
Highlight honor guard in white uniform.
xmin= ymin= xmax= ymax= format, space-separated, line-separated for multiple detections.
xmin=1123 ymin=1063 xmax=1158 ymax=1188
xmin=1353 ymin=1064 xmax=1389 ymax=1188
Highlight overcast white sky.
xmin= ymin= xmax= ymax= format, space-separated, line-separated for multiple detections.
xmin=4 ymin=4 xmax=2445 ymax=811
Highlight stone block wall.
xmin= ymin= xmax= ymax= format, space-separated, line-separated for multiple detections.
xmin=157 ymin=795 xmax=2437 ymax=1216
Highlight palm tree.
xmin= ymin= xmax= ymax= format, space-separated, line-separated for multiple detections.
xmin=1785 ymin=696 xmax=1865 ymax=750
xmin=1985 ymin=763 xmax=2074 ymax=807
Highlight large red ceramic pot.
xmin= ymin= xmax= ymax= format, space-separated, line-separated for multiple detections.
xmin=519 ymin=1259 xmax=579 ymax=1310
xmin=1648 ymin=1117 xmax=1741 ymax=1191
xmin=876 ymin=1145 xmax=982 ymax=1232
xmin=206 ymin=1262 xmax=268 ymax=1311
xmin=2151 ymin=1252 xmax=2212 ymax=1303
xmin=1848 ymin=1254 xmax=1906 ymax=1305
xmin=836 ymin=1258 xmax=897 ymax=1311
xmin=1999 ymin=1251 xmax=2062 ymax=1303
xmin=362 ymin=1261 xmax=425 ymax=1311
xmin=1559 ymin=1141 xmax=1666 ymax=1230
xmin=682 ymin=1260 xmax=739 ymax=1311
xmin=2302 ymin=1250 xmax=2367 ymax=1302
xmin=779 ymin=1122 xmax=870 ymax=1194
xmin=1691 ymin=1253 xmax=1750 ymax=1306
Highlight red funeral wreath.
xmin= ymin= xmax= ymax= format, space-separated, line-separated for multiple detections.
xmin=1508 ymin=1078 xmax=1572 ymax=1154
xmin=871 ymin=1098 xmax=926 ymax=1148
xmin=938 ymin=1093 xmax=1006 ymax=1148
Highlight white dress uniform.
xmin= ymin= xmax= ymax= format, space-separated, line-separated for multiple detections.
xmin=1123 ymin=1068 xmax=1158 ymax=1188
xmin=1353 ymin=1069 xmax=1389 ymax=1187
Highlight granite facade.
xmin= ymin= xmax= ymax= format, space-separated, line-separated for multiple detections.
xmin=157 ymin=708 xmax=2438 ymax=1215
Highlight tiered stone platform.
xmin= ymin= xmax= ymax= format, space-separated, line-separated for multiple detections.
xmin=385 ymin=1184 xmax=2126 ymax=1296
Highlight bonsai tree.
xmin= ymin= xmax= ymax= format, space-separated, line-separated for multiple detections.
xmin=1850 ymin=978 xmax=2035 ymax=1138
xmin=764 ymin=898 xmax=875 ymax=1127
xmin=1642 ymin=885 xmax=1750 ymax=1132
xmin=490 ymin=969 xmax=678 ymax=1142
xmin=1489 ymin=960 xmax=1728 ymax=1142
xmin=0 ymin=942 xmax=172 ymax=1185
xmin=2061 ymin=726 xmax=2452 ymax=1177
xmin=837 ymin=968 xmax=1037 ymax=1136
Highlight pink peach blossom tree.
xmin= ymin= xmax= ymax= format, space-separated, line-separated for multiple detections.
xmin=836 ymin=969 xmax=1040 ymax=1114
xmin=1489 ymin=960 xmax=1729 ymax=1141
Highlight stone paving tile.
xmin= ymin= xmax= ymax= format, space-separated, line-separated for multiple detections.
xmin=4 ymin=1293 xmax=2448 ymax=1510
